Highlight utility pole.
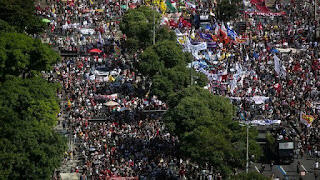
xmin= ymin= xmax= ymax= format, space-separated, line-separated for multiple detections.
xmin=315 ymin=0 xmax=317 ymax=20
xmin=246 ymin=125 xmax=249 ymax=173
xmin=153 ymin=2 xmax=156 ymax=45
xmin=190 ymin=62 xmax=193 ymax=85
xmin=126 ymin=0 xmax=129 ymax=10
xmin=188 ymin=39 xmax=193 ymax=85
xmin=120 ymin=0 xmax=122 ymax=16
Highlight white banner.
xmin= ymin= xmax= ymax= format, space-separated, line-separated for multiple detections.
xmin=249 ymin=96 xmax=270 ymax=104
xmin=95 ymin=70 xmax=109 ymax=76
xmin=242 ymin=120 xmax=281 ymax=126
xmin=279 ymin=142 xmax=294 ymax=149
xmin=79 ymin=28 xmax=95 ymax=35
xmin=274 ymin=55 xmax=286 ymax=77
xmin=191 ymin=42 xmax=207 ymax=51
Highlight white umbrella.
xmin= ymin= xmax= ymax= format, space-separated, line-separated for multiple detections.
xmin=104 ymin=101 xmax=119 ymax=106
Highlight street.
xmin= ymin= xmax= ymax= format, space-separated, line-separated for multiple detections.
xmin=254 ymin=156 xmax=319 ymax=179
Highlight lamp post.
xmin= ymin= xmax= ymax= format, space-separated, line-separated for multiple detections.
xmin=240 ymin=123 xmax=251 ymax=173
xmin=153 ymin=3 xmax=156 ymax=45
xmin=315 ymin=0 xmax=317 ymax=20
xmin=246 ymin=125 xmax=249 ymax=173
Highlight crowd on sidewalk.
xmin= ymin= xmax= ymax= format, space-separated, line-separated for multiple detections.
xmin=36 ymin=0 xmax=320 ymax=179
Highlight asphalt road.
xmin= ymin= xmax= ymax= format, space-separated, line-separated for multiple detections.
xmin=253 ymin=155 xmax=319 ymax=180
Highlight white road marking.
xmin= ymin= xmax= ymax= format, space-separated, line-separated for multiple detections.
xmin=255 ymin=166 xmax=260 ymax=173
xmin=301 ymin=164 xmax=308 ymax=173
xmin=279 ymin=166 xmax=287 ymax=175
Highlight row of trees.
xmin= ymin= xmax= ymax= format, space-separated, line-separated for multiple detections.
xmin=120 ymin=6 xmax=264 ymax=178
xmin=0 ymin=0 xmax=67 ymax=179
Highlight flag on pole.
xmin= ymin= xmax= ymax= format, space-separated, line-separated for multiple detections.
xmin=165 ymin=0 xmax=177 ymax=12
xmin=221 ymin=22 xmax=227 ymax=33
xmin=273 ymin=55 xmax=286 ymax=77
xmin=227 ymin=26 xmax=237 ymax=40
xmin=300 ymin=112 xmax=315 ymax=127
xmin=155 ymin=0 xmax=160 ymax=6
xmin=115 ymin=45 xmax=121 ymax=56
xmin=214 ymin=23 xmax=219 ymax=35
xmin=160 ymin=0 xmax=167 ymax=13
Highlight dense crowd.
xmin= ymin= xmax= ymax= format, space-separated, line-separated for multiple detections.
xmin=36 ymin=0 xmax=320 ymax=179
xmin=187 ymin=0 xmax=320 ymax=160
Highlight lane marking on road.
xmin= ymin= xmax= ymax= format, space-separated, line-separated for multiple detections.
xmin=277 ymin=165 xmax=287 ymax=175
xmin=255 ymin=166 xmax=260 ymax=173
xmin=301 ymin=164 xmax=308 ymax=173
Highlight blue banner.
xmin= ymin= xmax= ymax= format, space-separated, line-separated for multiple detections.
xmin=199 ymin=32 xmax=213 ymax=41
xmin=227 ymin=28 xmax=237 ymax=40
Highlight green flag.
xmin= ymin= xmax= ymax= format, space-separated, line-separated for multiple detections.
xmin=165 ymin=0 xmax=177 ymax=12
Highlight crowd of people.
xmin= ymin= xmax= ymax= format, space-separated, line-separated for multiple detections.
xmin=38 ymin=0 xmax=203 ymax=179
xmin=35 ymin=0 xmax=320 ymax=179
xmin=183 ymin=0 xmax=320 ymax=158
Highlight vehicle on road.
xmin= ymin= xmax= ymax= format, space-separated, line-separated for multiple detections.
xmin=267 ymin=131 xmax=295 ymax=164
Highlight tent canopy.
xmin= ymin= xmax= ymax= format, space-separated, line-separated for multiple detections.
xmin=104 ymin=101 xmax=119 ymax=106
xmin=42 ymin=18 xmax=51 ymax=23
xmin=88 ymin=48 xmax=102 ymax=53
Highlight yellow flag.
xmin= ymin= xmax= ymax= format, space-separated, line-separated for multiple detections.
xmin=145 ymin=89 xmax=150 ymax=97
xmin=219 ymin=53 xmax=226 ymax=61
xmin=52 ymin=8 xmax=56 ymax=14
xmin=109 ymin=76 xmax=115 ymax=82
xmin=160 ymin=0 xmax=166 ymax=14
xmin=90 ymin=0 xmax=93 ymax=4
xmin=155 ymin=0 xmax=160 ymax=6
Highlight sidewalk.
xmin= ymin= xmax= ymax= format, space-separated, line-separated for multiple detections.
xmin=54 ymin=95 xmax=83 ymax=178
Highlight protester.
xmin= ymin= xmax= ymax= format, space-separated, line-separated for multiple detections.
xmin=39 ymin=0 xmax=320 ymax=179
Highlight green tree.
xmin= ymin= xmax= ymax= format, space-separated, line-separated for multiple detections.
xmin=164 ymin=86 xmax=262 ymax=174
xmin=0 ymin=20 xmax=16 ymax=33
xmin=0 ymin=0 xmax=45 ymax=34
xmin=0 ymin=76 xmax=66 ymax=180
xmin=120 ymin=6 xmax=161 ymax=50
xmin=152 ymin=66 xmax=207 ymax=101
xmin=0 ymin=76 xmax=60 ymax=126
xmin=164 ymin=87 xmax=235 ymax=135
xmin=140 ymin=40 xmax=208 ymax=100
xmin=138 ymin=40 xmax=190 ymax=76
xmin=0 ymin=120 xmax=67 ymax=180
xmin=217 ymin=0 xmax=239 ymax=21
xmin=152 ymin=40 xmax=189 ymax=68
xmin=138 ymin=46 xmax=165 ymax=77
xmin=151 ymin=74 xmax=174 ymax=100
xmin=0 ymin=33 xmax=60 ymax=79
xmin=229 ymin=171 xmax=269 ymax=180
xmin=155 ymin=26 xmax=177 ymax=42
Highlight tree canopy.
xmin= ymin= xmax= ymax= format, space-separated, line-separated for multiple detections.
xmin=138 ymin=40 xmax=207 ymax=100
xmin=0 ymin=0 xmax=45 ymax=34
xmin=0 ymin=2 xmax=66 ymax=179
xmin=229 ymin=171 xmax=269 ymax=180
xmin=0 ymin=120 xmax=66 ymax=180
xmin=155 ymin=26 xmax=177 ymax=42
xmin=0 ymin=19 xmax=16 ymax=33
xmin=138 ymin=40 xmax=190 ymax=76
xmin=217 ymin=0 xmax=240 ymax=21
xmin=0 ymin=76 xmax=60 ymax=126
xmin=120 ymin=6 xmax=161 ymax=50
xmin=0 ymin=32 xmax=60 ymax=79
xmin=164 ymin=86 xmax=262 ymax=174
xmin=0 ymin=76 xmax=66 ymax=180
